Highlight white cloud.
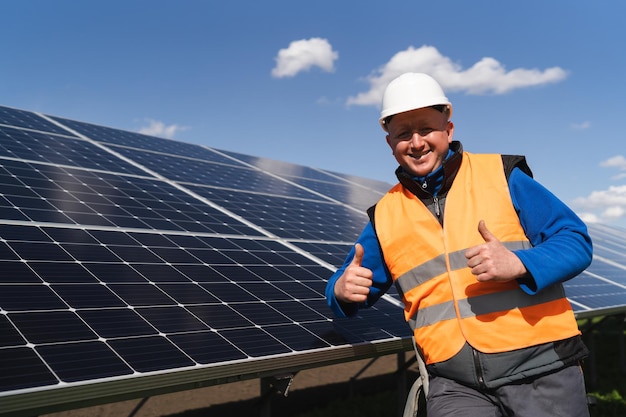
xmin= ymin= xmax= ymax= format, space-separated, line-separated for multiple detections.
xmin=600 ymin=155 xmax=626 ymax=170
xmin=602 ymin=205 xmax=625 ymax=219
xmin=574 ymin=185 xmax=626 ymax=208
xmin=573 ymin=184 xmax=626 ymax=225
xmin=600 ymin=155 xmax=626 ymax=180
xmin=571 ymin=121 xmax=591 ymax=130
xmin=347 ymin=45 xmax=568 ymax=106
xmin=138 ymin=119 xmax=187 ymax=139
xmin=572 ymin=157 xmax=626 ymax=225
xmin=577 ymin=212 xmax=600 ymax=224
xmin=271 ymin=38 xmax=338 ymax=78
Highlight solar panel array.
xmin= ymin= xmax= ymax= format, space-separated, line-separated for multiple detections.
xmin=0 ymin=104 xmax=625 ymax=416
xmin=0 ymin=105 xmax=411 ymax=416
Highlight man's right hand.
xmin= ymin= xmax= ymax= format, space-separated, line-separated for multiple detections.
xmin=334 ymin=243 xmax=373 ymax=303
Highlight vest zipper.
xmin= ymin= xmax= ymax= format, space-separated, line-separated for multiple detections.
xmin=472 ymin=347 xmax=486 ymax=388
xmin=433 ymin=195 xmax=441 ymax=218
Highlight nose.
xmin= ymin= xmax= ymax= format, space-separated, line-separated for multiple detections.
xmin=410 ymin=132 xmax=425 ymax=148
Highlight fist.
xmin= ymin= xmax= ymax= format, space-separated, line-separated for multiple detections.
xmin=335 ymin=243 xmax=373 ymax=303
xmin=465 ymin=220 xmax=527 ymax=282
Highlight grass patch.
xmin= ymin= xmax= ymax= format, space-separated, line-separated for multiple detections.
xmin=584 ymin=314 xmax=626 ymax=416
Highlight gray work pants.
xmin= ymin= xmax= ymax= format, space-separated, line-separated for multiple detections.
xmin=427 ymin=364 xmax=590 ymax=417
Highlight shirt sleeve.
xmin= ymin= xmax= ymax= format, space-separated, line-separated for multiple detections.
xmin=325 ymin=221 xmax=393 ymax=317
xmin=508 ymin=168 xmax=593 ymax=294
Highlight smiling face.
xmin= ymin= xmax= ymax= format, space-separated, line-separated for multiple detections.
xmin=385 ymin=107 xmax=454 ymax=177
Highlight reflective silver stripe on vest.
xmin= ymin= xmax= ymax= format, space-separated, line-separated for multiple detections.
xmin=456 ymin=284 xmax=567 ymax=318
xmin=408 ymin=284 xmax=567 ymax=330
xmin=394 ymin=254 xmax=447 ymax=299
xmin=408 ymin=301 xmax=457 ymax=329
xmin=395 ymin=240 xmax=531 ymax=297
xmin=447 ymin=250 xmax=469 ymax=271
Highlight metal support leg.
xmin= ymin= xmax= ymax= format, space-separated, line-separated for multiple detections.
xmin=587 ymin=324 xmax=597 ymax=388
xmin=397 ymin=351 xmax=407 ymax=417
xmin=259 ymin=377 xmax=272 ymax=417
xmin=259 ymin=374 xmax=294 ymax=417
xmin=617 ymin=315 xmax=626 ymax=374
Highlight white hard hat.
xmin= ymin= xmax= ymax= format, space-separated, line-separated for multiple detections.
xmin=379 ymin=73 xmax=452 ymax=132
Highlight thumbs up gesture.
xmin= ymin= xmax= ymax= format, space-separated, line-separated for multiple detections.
xmin=335 ymin=243 xmax=374 ymax=303
xmin=464 ymin=220 xmax=527 ymax=282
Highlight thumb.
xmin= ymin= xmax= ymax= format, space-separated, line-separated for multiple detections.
xmin=477 ymin=220 xmax=497 ymax=243
xmin=351 ymin=243 xmax=364 ymax=266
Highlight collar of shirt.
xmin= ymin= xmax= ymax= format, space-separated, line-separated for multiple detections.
xmin=410 ymin=148 xmax=454 ymax=196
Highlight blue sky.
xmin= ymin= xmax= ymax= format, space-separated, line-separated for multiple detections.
xmin=2 ymin=1 xmax=626 ymax=227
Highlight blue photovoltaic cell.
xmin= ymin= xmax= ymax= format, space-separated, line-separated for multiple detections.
xmin=585 ymin=262 xmax=626 ymax=285
xmin=107 ymin=336 xmax=195 ymax=372
xmin=0 ymin=347 xmax=59 ymax=392
xmin=0 ymin=106 xmax=72 ymax=136
xmin=187 ymin=185 xmax=366 ymax=241
xmin=0 ymin=104 xmax=624 ymax=417
xmin=292 ymin=241 xmax=354 ymax=267
xmin=11 ymin=311 xmax=97 ymax=344
xmin=0 ymin=315 xmax=26 ymax=347
xmin=217 ymin=150 xmax=335 ymax=180
xmin=52 ymin=284 xmax=127 ymax=308
xmin=0 ymin=126 xmax=146 ymax=176
xmin=220 ymin=148 xmax=392 ymax=192
xmin=594 ymin=244 xmax=626 ymax=265
xmin=51 ymin=115 xmax=237 ymax=164
xmin=168 ymin=331 xmax=247 ymax=364
xmin=214 ymin=149 xmax=388 ymax=211
xmin=287 ymin=176 xmax=385 ymax=211
xmin=36 ymin=341 xmax=133 ymax=383
xmin=0 ymin=260 xmax=41 ymax=282
xmin=0 ymin=159 xmax=263 ymax=235
xmin=156 ymin=283 xmax=220 ymax=304
xmin=219 ymin=327 xmax=292 ymax=357
xmin=0 ymin=286 xmax=67 ymax=311
xmin=321 ymin=169 xmax=394 ymax=194
xmin=111 ymin=145 xmax=327 ymax=200
xmin=77 ymin=309 xmax=159 ymax=338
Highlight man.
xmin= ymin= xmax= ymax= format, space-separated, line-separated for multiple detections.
xmin=325 ymin=73 xmax=593 ymax=416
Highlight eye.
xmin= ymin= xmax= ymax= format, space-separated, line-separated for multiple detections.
xmin=418 ymin=128 xmax=434 ymax=136
xmin=395 ymin=131 xmax=412 ymax=140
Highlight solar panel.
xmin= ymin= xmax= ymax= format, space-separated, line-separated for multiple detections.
xmin=0 ymin=104 xmax=624 ymax=416
xmin=0 ymin=105 xmax=410 ymax=416
xmin=565 ymin=223 xmax=626 ymax=318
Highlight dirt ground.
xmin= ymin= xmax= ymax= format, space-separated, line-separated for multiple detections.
xmin=41 ymin=353 xmax=419 ymax=417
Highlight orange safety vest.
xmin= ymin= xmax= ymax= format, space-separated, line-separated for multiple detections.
xmin=374 ymin=152 xmax=580 ymax=365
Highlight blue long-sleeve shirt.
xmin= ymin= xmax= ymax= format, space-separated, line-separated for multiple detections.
xmin=326 ymin=166 xmax=593 ymax=318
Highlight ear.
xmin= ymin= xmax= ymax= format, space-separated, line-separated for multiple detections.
xmin=385 ymin=134 xmax=393 ymax=150
xmin=446 ymin=121 xmax=454 ymax=143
